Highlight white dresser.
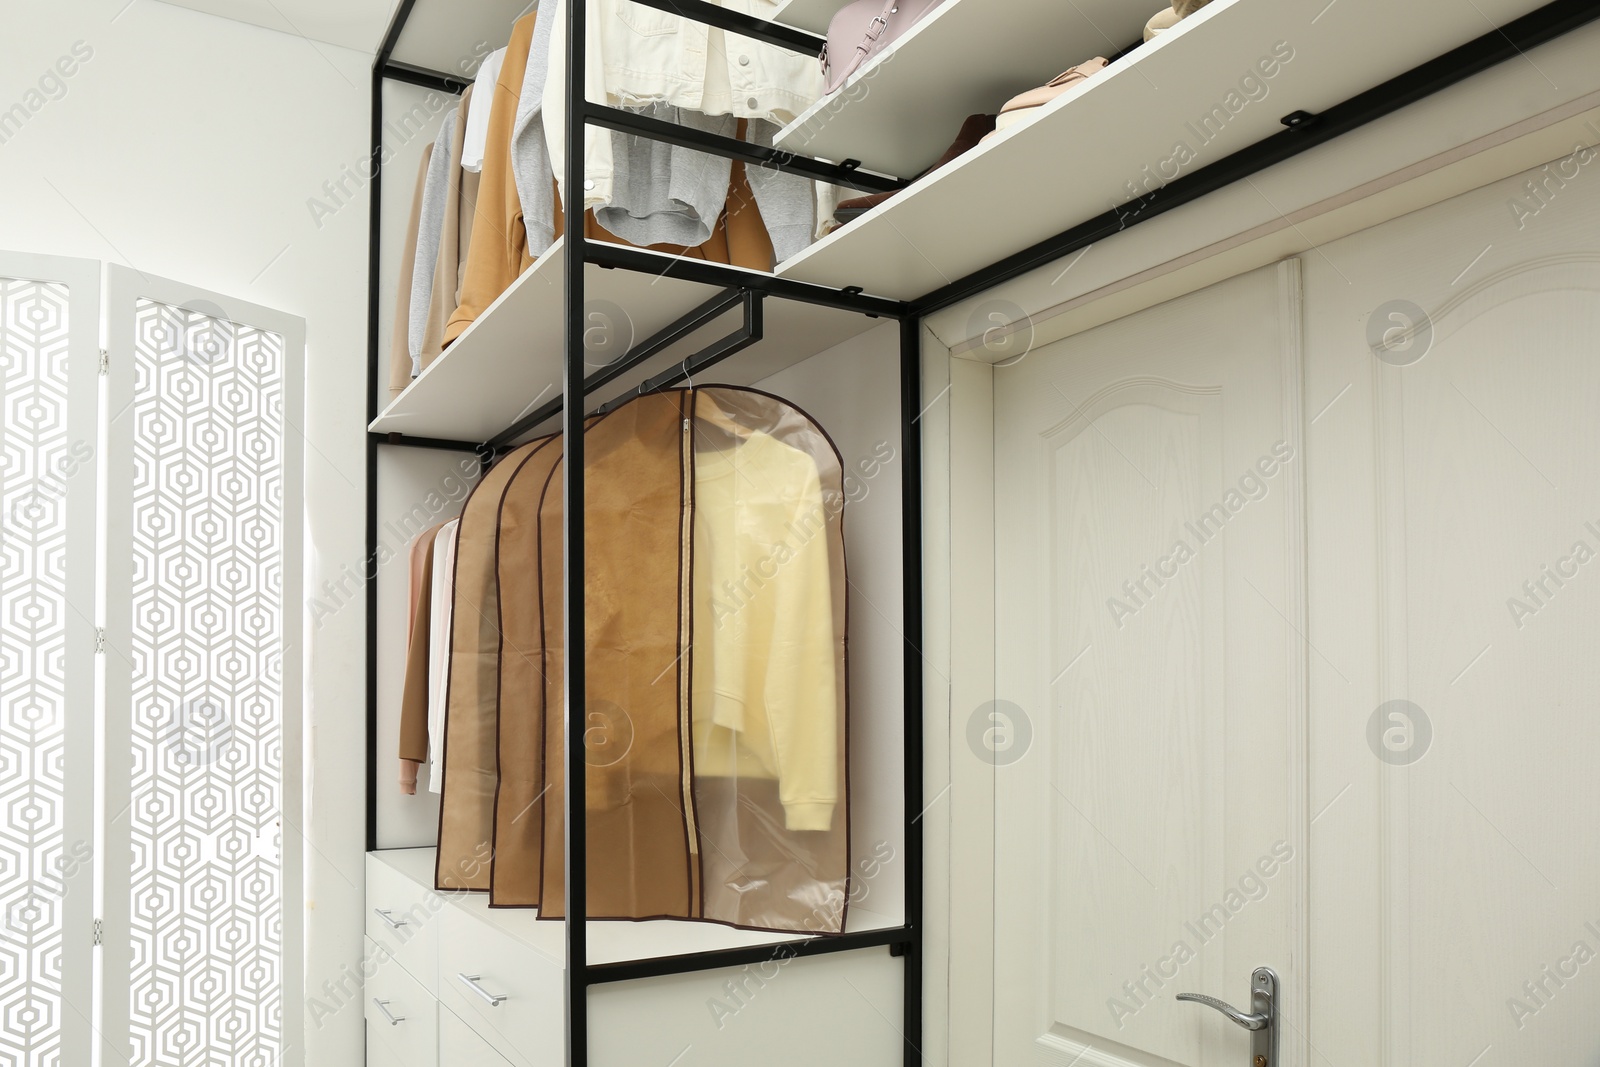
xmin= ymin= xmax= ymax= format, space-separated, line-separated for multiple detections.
xmin=364 ymin=848 xmax=906 ymax=1066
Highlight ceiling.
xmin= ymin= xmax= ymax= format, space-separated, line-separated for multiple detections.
xmin=151 ymin=0 xmax=400 ymax=54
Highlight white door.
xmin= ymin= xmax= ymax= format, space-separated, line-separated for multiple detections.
xmin=1301 ymin=158 xmax=1600 ymax=1066
xmin=990 ymin=261 xmax=1308 ymax=1066
xmin=976 ymin=151 xmax=1600 ymax=1067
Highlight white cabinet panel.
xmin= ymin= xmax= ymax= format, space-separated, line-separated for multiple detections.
xmin=439 ymin=1004 xmax=516 ymax=1067
xmin=589 ymin=950 xmax=905 ymax=1066
xmin=435 ymin=900 xmax=564 ymax=1066
xmin=366 ymin=850 xmax=443 ymax=997
xmin=363 ymin=937 xmax=438 ymax=1067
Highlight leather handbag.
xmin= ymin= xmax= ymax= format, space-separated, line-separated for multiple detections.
xmin=821 ymin=0 xmax=944 ymax=94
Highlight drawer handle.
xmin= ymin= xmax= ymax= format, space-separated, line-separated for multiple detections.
xmin=373 ymin=908 xmax=409 ymax=930
xmin=457 ymin=973 xmax=508 ymax=1007
xmin=372 ymin=998 xmax=405 ymax=1026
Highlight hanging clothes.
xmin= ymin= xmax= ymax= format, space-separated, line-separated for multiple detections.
xmin=451 ymin=387 xmax=850 ymax=934
xmin=542 ymin=0 xmax=824 ymax=212
xmin=461 ymin=46 xmax=507 ymax=174
xmin=399 ymin=521 xmax=450 ymax=794
xmin=387 ymin=143 xmax=433 ymax=401
xmin=511 ymin=0 xmax=560 ymax=260
xmin=415 ymin=86 xmax=480 ymax=374
xmin=409 ymin=108 xmax=458 ymax=375
xmin=539 ymin=0 xmax=843 ymax=255
xmin=426 ymin=519 xmax=460 ymax=795
xmin=597 ymin=106 xmax=816 ymax=263
xmin=445 ymin=12 xmax=541 ymax=347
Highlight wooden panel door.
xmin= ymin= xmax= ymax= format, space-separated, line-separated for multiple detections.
xmin=989 ymin=262 xmax=1308 ymax=1066
xmin=1302 ymin=156 xmax=1600 ymax=1066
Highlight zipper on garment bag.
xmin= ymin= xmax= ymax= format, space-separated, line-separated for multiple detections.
xmin=678 ymin=412 xmax=702 ymax=916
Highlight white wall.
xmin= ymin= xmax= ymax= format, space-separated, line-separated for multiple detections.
xmin=0 ymin=2 xmax=371 ymax=1063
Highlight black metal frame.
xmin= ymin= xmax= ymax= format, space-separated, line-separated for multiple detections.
xmin=363 ymin=0 xmax=1600 ymax=1063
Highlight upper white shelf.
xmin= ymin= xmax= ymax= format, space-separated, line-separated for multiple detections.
xmin=772 ymin=0 xmax=838 ymax=35
xmin=371 ymin=237 xmax=881 ymax=443
xmin=777 ymin=0 xmax=1563 ymax=301
xmin=774 ymin=0 xmax=1150 ymax=178
xmin=388 ymin=0 xmax=527 ymax=77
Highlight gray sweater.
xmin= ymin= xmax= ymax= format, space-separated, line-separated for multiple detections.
xmin=512 ymin=1 xmax=558 ymax=260
xmin=409 ymin=109 xmax=457 ymax=372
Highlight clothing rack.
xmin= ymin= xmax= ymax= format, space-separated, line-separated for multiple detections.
xmin=363 ymin=0 xmax=1600 ymax=1064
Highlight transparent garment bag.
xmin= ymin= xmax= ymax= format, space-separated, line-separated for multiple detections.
xmin=435 ymin=438 xmax=555 ymax=891
xmin=686 ymin=387 xmax=851 ymax=934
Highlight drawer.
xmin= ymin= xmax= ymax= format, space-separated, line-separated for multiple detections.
xmin=363 ymin=936 xmax=438 ymax=1067
xmin=436 ymin=901 xmax=563 ymax=1067
xmin=440 ymin=1004 xmax=514 ymax=1066
xmin=366 ymin=851 xmax=442 ymax=996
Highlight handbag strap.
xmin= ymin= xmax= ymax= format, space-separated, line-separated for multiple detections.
xmin=857 ymin=0 xmax=902 ymax=56
xmin=864 ymin=1 xmax=900 ymax=40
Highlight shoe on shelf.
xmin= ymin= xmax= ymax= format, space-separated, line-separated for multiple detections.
xmin=982 ymin=57 xmax=1109 ymax=142
xmin=1144 ymin=6 xmax=1180 ymax=40
xmin=833 ymin=112 xmax=996 ymax=224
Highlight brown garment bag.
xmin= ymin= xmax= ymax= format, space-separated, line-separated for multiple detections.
xmin=435 ymin=437 xmax=555 ymax=890
xmin=486 ymin=439 xmax=564 ymax=906
xmin=532 ymin=393 xmax=697 ymax=919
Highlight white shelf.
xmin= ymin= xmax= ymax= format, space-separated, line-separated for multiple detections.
xmin=370 ymin=237 xmax=878 ymax=443
xmin=773 ymin=0 xmax=839 ymax=35
xmin=777 ymin=0 xmax=1563 ymax=301
xmin=774 ymin=0 xmax=1149 ymax=178
xmin=370 ymin=847 xmax=902 ymax=967
xmin=389 ymin=0 xmax=527 ymax=76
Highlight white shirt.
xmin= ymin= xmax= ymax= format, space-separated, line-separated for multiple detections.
xmin=427 ymin=519 xmax=460 ymax=793
xmin=461 ymin=47 xmax=507 ymax=173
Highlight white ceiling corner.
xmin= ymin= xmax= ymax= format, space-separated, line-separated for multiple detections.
xmin=150 ymin=0 xmax=401 ymax=55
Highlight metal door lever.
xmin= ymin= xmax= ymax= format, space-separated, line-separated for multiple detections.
xmin=1174 ymin=992 xmax=1268 ymax=1029
xmin=1177 ymin=967 xmax=1278 ymax=1066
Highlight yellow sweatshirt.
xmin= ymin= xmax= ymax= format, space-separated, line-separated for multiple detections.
xmin=691 ymin=429 xmax=840 ymax=832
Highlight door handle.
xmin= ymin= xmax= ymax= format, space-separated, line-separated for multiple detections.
xmin=372 ymin=908 xmax=409 ymax=930
xmin=371 ymin=998 xmax=405 ymax=1026
xmin=1177 ymin=966 xmax=1278 ymax=1066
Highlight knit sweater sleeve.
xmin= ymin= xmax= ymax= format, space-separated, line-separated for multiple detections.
xmin=763 ymin=453 xmax=839 ymax=832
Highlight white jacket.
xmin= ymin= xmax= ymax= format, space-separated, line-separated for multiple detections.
xmin=543 ymin=0 xmax=825 ymax=212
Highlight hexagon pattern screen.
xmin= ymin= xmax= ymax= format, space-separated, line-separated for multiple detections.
xmin=128 ymin=299 xmax=285 ymax=1066
xmin=0 ymin=278 xmax=73 ymax=1066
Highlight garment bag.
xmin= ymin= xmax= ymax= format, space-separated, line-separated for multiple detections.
xmin=687 ymin=387 xmax=851 ymax=934
xmin=486 ymin=438 xmax=565 ymax=905
xmin=535 ymin=391 xmax=696 ymax=918
xmin=435 ymin=437 xmax=555 ymax=890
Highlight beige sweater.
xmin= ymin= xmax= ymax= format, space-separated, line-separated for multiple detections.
xmin=387 ymin=143 xmax=433 ymax=401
